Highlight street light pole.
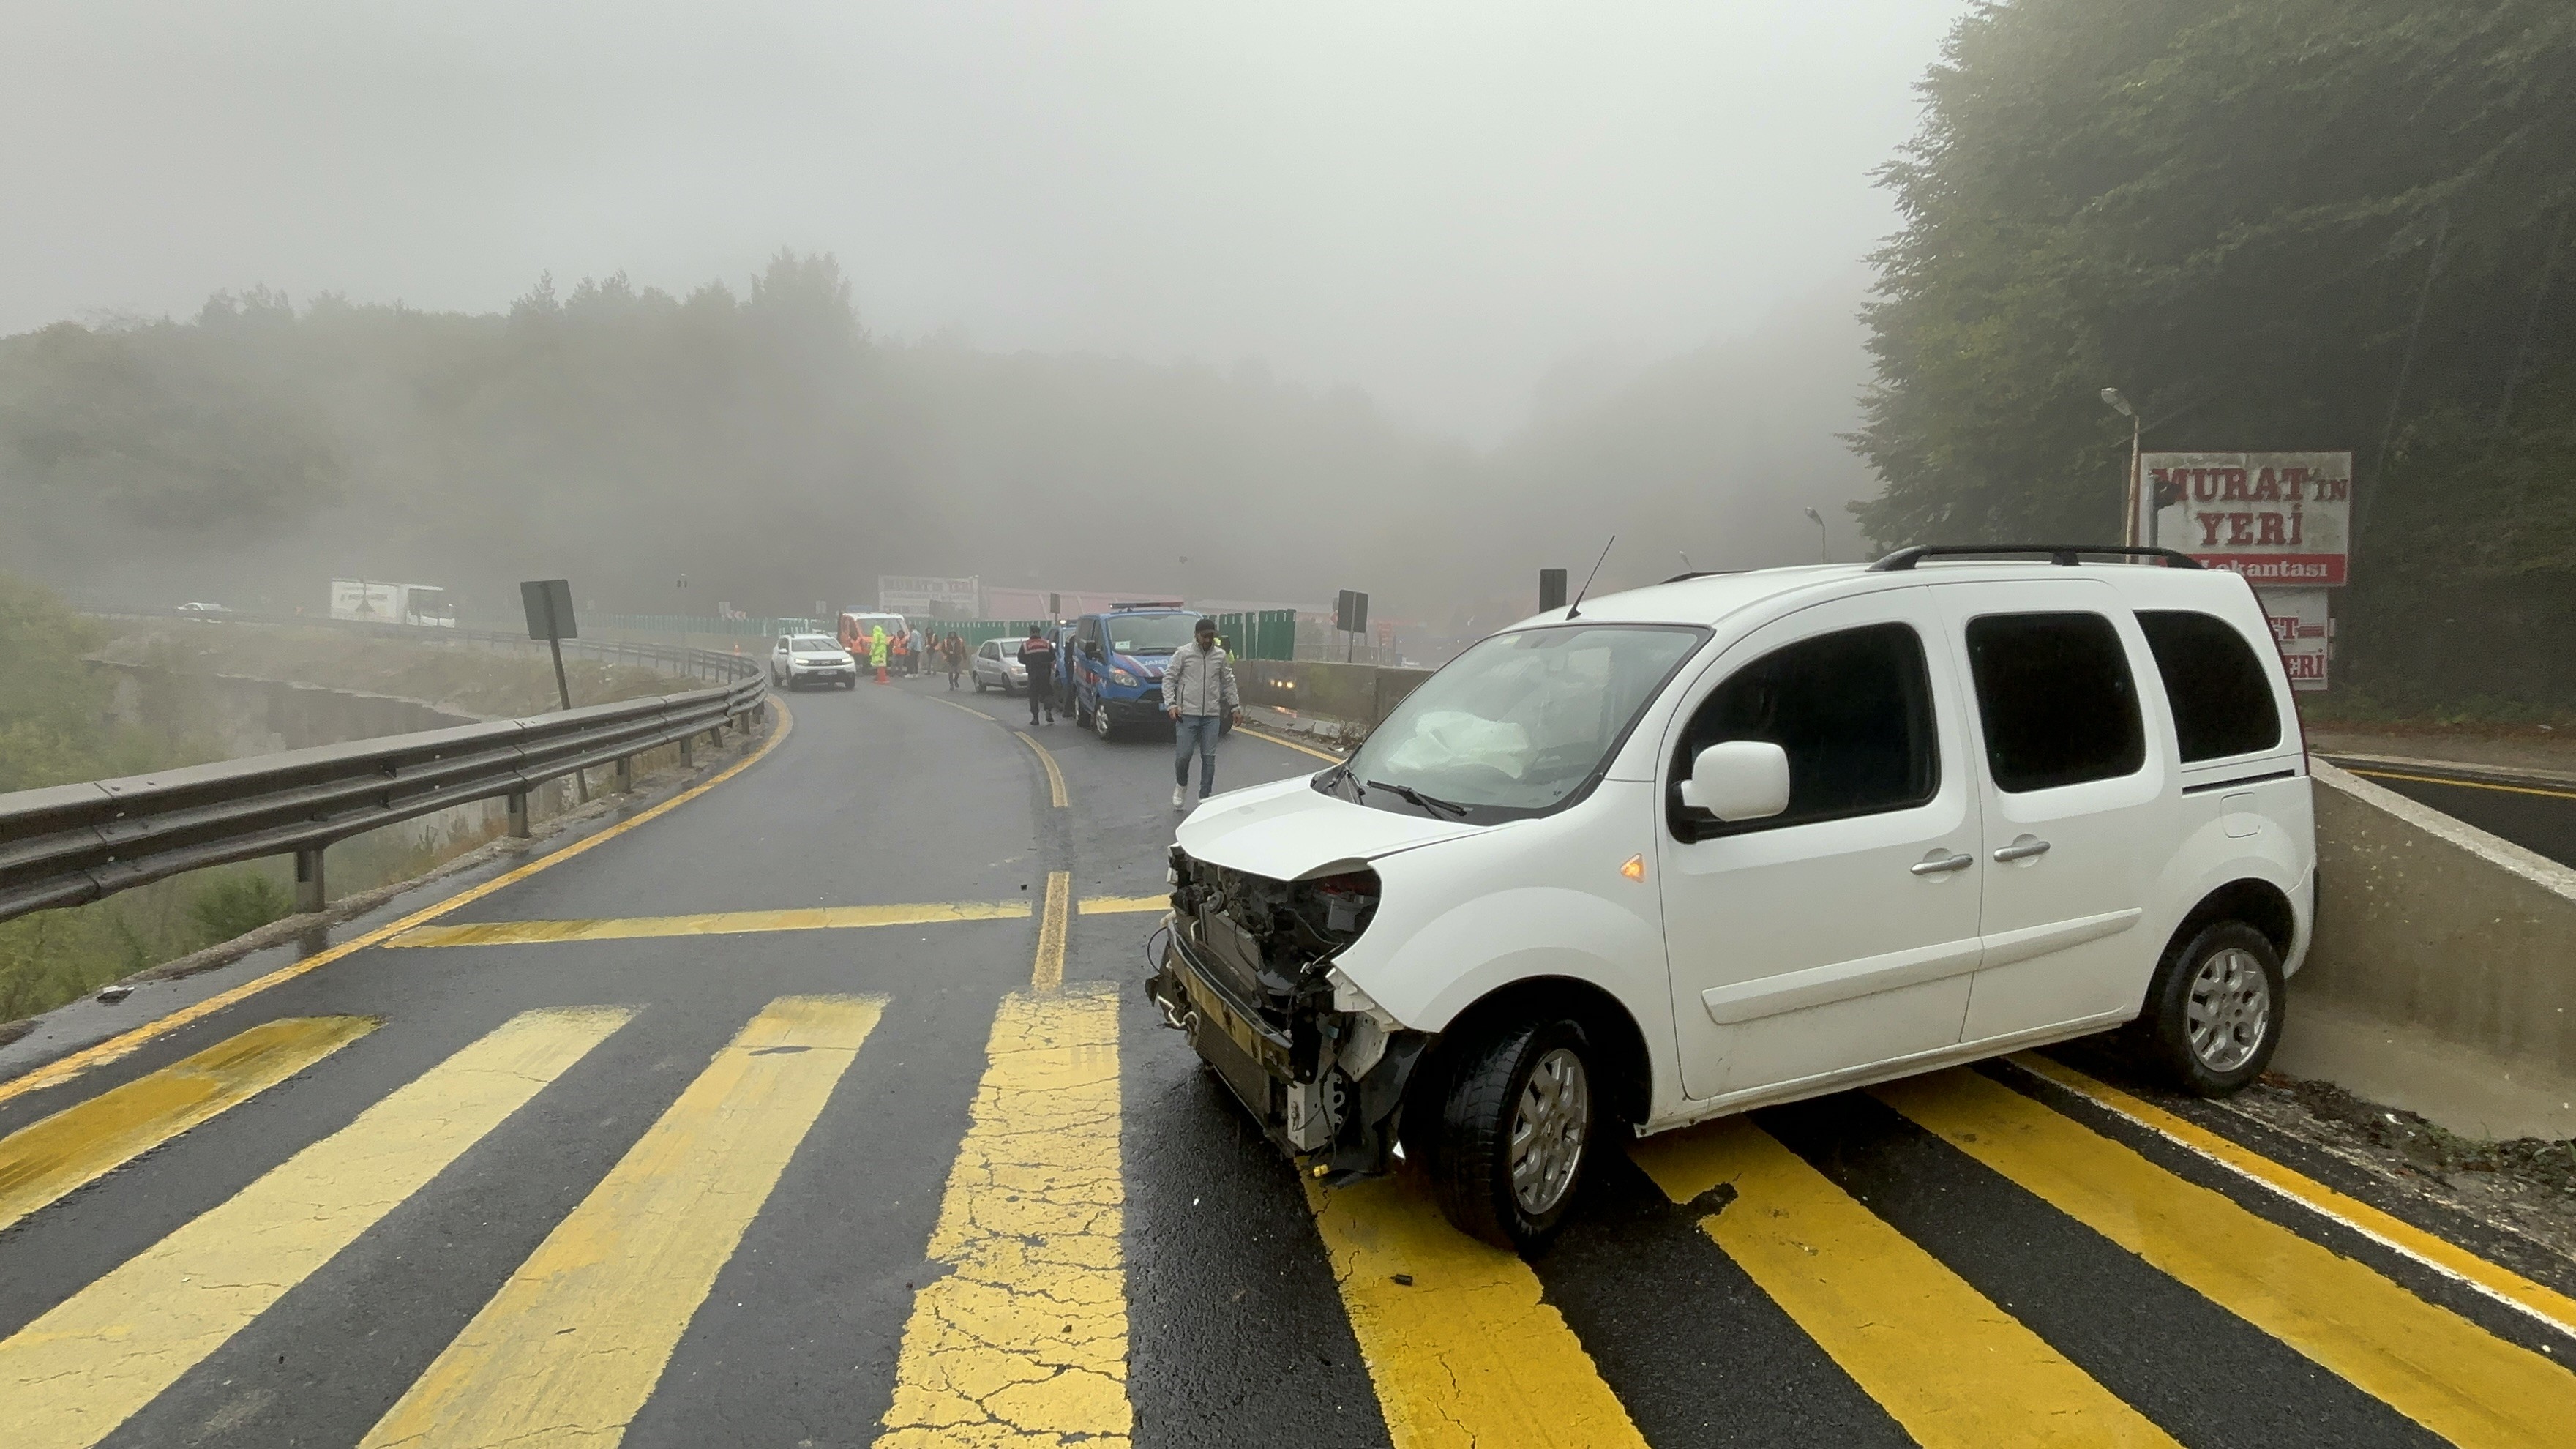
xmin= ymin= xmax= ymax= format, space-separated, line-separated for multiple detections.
xmin=1802 ymin=507 xmax=1828 ymax=564
xmin=674 ymin=574 xmax=687 ymax=662
xmin=2100 ymin=389 xmax=2142 ymax=545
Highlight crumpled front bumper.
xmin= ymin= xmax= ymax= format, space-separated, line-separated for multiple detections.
xmin=1147 ymin=916 xmax=1425 ymax=1180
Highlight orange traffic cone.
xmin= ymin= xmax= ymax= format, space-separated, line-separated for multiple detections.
xmin=875 ymin=664 xmax=888 ymax=684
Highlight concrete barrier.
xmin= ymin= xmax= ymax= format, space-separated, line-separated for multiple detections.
xmin=2279 ymin=760 xmax=2576 ymax=1138
xmin=1235 ymin=659 xmax=1432 ymax=729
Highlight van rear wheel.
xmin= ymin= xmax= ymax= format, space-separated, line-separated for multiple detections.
xmin=2136 ymin=920 xmax=2283 ymax=1096
xmin=1416 ymin=1016 xmax=1596 ymax=1251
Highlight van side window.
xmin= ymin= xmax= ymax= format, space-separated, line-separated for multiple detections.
xmin=1964 ymin=613 xmax=2143 ymax=792
xmin=2136 ymin=610 xmax=2284 ymax=762
xmin=1670 ymin=623 xmax=1939 ymax=839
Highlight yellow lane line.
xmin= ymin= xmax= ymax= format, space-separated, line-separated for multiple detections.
xmin=361 ymin=995 xmax=885 ymax=1448
xmin=1077 ymin=896 xmax=1167 ymax=916
xmin=0 ymin=1006 xmax=634 ymax=1449
xmin=389 ymin=900 xmax=1029 ymax=948
xmin=1630 ymin=1117 xmax=2178 ymax=1448
xmin=0 ymin=700 xmax=793 ymax=1109
xmin=1236 ymin=724 xmax=1342 ymax=763
xmin=1875 ymin=1068 xmax=2576 ymax=1448
xmin=2341 ymin=766 xmax=2576 ymax=803
xmin=1015 ymin=730 xmax=1069 ymax=807
xmin=1305 ymin=1173 xmax=1646 ymax=1449
xmin=1032 ymin=871 xmax=1070 ymax=992
xmin=2010 ymin=1052 xmax=2576 ymax=1338
xmin=877 ymin=985 xmax=1129 ymax=1448
xmin=0 ymin=1015 xmax=378 ymax=1233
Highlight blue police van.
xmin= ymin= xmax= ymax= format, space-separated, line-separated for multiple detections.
xmin=1068 ymin=603 xmax=1205 ymax=740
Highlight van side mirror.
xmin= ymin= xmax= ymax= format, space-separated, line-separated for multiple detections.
xmin=1679 ymin=741 xmax=1791 ymax=822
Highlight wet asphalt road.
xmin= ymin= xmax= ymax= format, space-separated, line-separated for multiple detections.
xmin=4 ymin=675 xmax=2575 ymax=1448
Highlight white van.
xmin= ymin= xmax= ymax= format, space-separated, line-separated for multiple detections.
xmin=1148 ymin=547 xmax=2314 ymax=1247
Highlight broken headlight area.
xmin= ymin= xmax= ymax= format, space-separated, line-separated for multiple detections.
xmin=1148 ymin=847 xmax=1426 ymax=1177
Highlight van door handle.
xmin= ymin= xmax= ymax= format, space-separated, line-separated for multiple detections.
xmin=1910 ymin=851 xmax=1975 ymax=876
xmin=1993 ymin=836 xmax=2052 ymax=863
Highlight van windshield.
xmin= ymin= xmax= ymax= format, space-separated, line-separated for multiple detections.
xmin=1329 ymin=624 xmax=1705 ymax=820
xmin=1107 ymin=614 xmax=1199 ymax=654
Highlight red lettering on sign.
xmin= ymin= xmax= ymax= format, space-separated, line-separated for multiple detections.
xmin=2253 ymin=468 xmax=2280 ymax=502
xmin=2257 ymin=513 xmax=2286 ymax=545
xmin=2283 ymin=467 xmax=2307 ymax=501
xmin=2288 ymin=503 xmax=2303 ymax=546
xmin=2220 ymin=469 xmax=2252 ymax=501
xmin=2196 ymin=512 xmax=2225 ymax=546
xmin=2228 ymin=513 xmax=2255 ymax=545
xmin=2193 ymin=469 xmax=2220 ymax=503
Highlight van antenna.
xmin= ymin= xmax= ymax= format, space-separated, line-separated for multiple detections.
xmin=1565 ymin=536 xmax=1615 ymax=620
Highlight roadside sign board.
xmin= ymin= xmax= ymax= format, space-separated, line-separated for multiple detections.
xmin=879 ymin=575 xmax=981 ymax=618
xmin=520 ymin=580 xmax=577 ymax=640
xmin=2147 ymin=451 xmax=2351 ymax=585
xmin=1336 ymin=589 xmax=1369 ymax=635
xmin=2259 ymin=588 xmax=2330 ymax=692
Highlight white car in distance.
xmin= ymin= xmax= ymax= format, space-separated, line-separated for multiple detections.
xmin=770 ymin=633 xmax=858 ymax=690
xmin=1150 ymin=546 xmax=2315 ymax=1248
xmin=970 ymin=638 xmax=1029 ymax=694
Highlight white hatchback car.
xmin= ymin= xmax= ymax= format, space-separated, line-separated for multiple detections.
xmin=1149 ymin=547 xmax=2315 ymax=1247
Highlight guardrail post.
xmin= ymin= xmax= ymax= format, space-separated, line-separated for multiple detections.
xmin=293 ymin=847 xmax=326 ymax=914
xmin=506 ymin=789 xmax=531 ymax=839
xmin=679 ymin=734 xmax=694 ymax=767
xmin=614 ymin=755 xmax=632 ymax=793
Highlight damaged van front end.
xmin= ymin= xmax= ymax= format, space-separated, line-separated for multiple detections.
xmin=1147 ymin=845 xmax=1430 ymax=1179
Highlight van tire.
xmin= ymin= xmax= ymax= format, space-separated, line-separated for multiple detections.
xmin=1419 ymin=1016 xmax=1597 ymax=1251
xmin=2137 ymin=920 xmax=2283 ymax=1096
xmin=1094 ymin=703 xmax=1116 ymax=741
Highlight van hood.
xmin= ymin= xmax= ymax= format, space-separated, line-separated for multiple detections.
xmin=1175 ymin=774 xmax=1485 ymax=881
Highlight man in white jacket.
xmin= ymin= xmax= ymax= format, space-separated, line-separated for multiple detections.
xmin=1161 ymin=617 xmax=1243 ymax=808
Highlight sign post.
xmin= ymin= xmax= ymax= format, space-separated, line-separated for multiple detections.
xmin=1336 ymin=589 xmax=1369 ymax=664
xmin=2147 ymin=451 xmax=2352 ymax=691
xmin=521 ymin=579 xmax=586 ymax=801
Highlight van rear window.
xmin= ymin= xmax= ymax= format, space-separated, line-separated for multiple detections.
xmin=2137 ymin=610 xmax=2284 ymax=762
xmin=1964 ymin=613 xmax=2145 ymax=793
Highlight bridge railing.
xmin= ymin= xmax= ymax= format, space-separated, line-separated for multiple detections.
xmin=3 ymin=625 xmax=768 ymax=925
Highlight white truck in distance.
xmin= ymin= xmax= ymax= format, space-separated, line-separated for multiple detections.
xmin=329 ymin=579 xmax=457 ymax=628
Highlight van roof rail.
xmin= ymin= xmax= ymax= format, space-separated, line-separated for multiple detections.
xmin=1868 ymin=544 xmax=2201 ymax=572
xmin=1109 ymin=600 xmax=1190 ymax=610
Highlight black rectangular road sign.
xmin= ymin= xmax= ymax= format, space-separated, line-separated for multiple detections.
xmin=1336 ymin=588 xmax=1369 ymax=636
xmin=1539 ymin=569 xmax=1568 ymax=613
xmin=521 ymin=580 xmax=577 ymax=641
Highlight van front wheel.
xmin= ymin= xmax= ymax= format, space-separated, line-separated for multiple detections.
xmin=2137 ymin=920 xmax=2283 ymax=1096
xmin=1419 ymin=1016 xmax=1596 ymax=1251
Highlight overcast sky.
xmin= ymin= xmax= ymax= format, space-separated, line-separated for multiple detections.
xmin=3 ymin=1 xmax=1965 ymax=441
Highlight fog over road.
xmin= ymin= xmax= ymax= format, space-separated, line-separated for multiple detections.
xmin=4 ymin=676 xmax=2574 ymax=1447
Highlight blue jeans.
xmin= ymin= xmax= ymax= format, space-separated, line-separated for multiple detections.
xmin=1174 ymin=714 xmax=1223 ymax=796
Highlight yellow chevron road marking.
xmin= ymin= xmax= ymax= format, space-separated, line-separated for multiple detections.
xmin=1877 ymin=1068 xmax=2576 ymax=1448
xmin=2011 ymin=1052 xmax=2576 ymax=1338
xmin=1305 ymin=1175 xmax=1647 ymax=1449
xmin=1075 ymin=896 xmax=1167 ymax=916
xmin=0 ymin=1016 xmax=377 ymax=1233
xmin=389 ymin=900 xmax=1027 ymax=948
xmin=1015 ymin=730 xmax=1069 ymax=807
xmin=0 ymin=1006 xmax=633 ymax=1449
xmin=877 ymin=985 xmax=1128 ymax=1448
xmin=0 ymin=701 xmax=791 ymax=1109
xmin=359 ymin=995 xmax=884 ymax=1449
xmin=1631 ymin=1117 xmax=2178 ymax=1448
xmin=1031 ymin=872 xmax=1070 ymax=992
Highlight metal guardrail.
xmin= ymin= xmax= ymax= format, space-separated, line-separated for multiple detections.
xmin=3 ymin=615 xmax=769 ymax=924
xmin=87 ymin=607 xmax=764 ymax=683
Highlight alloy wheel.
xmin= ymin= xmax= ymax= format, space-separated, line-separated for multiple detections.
xmin=2185 ymin=946 xmax=2270 ymax=1072
xmin=1508 ymin=1047 xmax=1590 ymax=1216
